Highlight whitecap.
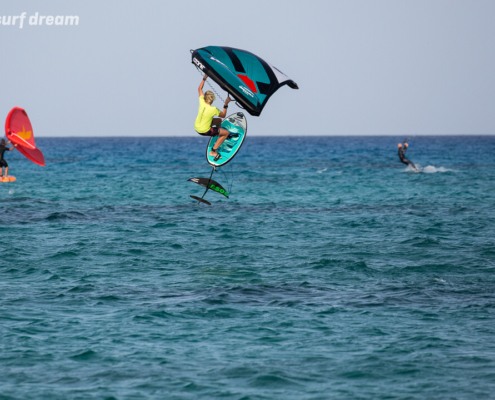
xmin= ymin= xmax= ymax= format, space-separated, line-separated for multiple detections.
xmin=422 ymin=166 xmax=454 ymax=173
xmin=405 ymin=164 xmax=420 ymax=173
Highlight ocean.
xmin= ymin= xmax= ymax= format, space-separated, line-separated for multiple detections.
xmin=1 ymin=136 xmax=494 ymax=399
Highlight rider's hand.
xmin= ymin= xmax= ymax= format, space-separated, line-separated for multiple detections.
xmin=225 ymin=96 xmax=232 ymax=104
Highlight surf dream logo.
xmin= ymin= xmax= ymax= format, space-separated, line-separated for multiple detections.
xmin=193 ymin=58 xmax=205 ymax=70
xmin=0 ymin=12 xmax=79 ymax=29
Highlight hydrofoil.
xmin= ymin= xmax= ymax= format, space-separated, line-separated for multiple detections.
xmin=189 ymin=112 xmax=247 ymax=205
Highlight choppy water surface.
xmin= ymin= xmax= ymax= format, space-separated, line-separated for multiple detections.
xmin=1 ymin=136 xmax=495 ymax=399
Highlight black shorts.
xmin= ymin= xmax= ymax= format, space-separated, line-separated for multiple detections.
xmin=197 ymin=127 xmax=220 ymax=137
xmin=0 ymin=160 xmax=7 ymax=168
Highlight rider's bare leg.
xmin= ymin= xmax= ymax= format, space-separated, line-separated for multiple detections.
xmin=210 ymin=128 xmax=230 ymax=157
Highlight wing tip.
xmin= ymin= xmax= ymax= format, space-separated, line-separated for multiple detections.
xmin=288 ymin=81 xmax=299 ymax=89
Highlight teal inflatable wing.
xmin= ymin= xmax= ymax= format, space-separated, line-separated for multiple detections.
xmin=192 ymin=46 xmax=298 ymax=117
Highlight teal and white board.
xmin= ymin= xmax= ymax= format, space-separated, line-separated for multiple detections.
xmin=206 ymin=112 xmax=247 ymax=167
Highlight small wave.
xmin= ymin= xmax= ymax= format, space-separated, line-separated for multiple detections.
xmin=316 ymin=168 xmax=327 ymax=173
xmin=49 ymin=250 xmax=79 ymax=259
xmin=67 ymin=284 xmax=95 ymax=293
xmin=0 ymin=196 xmax=32 ymax=203
xmin=250 ymin=373 xmax=300 ymax=388
xmin=70 ymin=349 xmax=97 ymax=361
xmin=46 ymin=211 xmax=86 ymax=221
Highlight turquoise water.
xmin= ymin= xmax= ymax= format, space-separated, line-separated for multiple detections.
xmin=1 ymin=136 xmax=495 ymax=399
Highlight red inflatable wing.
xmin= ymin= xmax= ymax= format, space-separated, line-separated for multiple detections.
xmin=5 ymin=107 xmax=45 ymax=166
xmin=16 ymin=145 xmax=45 ymax=167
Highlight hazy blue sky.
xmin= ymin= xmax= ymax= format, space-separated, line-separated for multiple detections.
xmin=1 ymin=0 xmax=494 ymax=136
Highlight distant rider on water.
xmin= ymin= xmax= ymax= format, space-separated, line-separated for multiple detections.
xmin=195 ymin=74 xmax=232 ymax=160
xmin=398 ymin=142 xmax=418 ymax=172
xmin=0 ymin=139 xmax=17 ymax=178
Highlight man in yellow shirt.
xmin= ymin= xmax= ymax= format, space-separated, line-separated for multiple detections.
xmin=195 ymin=74 xmax=232 ymax=160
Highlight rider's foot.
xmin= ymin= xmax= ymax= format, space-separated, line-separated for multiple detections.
xmin=209 ymin=148 xmax=222 ymax=161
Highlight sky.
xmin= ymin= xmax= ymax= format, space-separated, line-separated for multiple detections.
xmin=1 ymin=0 xmax=494 ymax=137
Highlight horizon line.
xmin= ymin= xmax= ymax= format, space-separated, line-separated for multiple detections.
xmin=32 ymin=134 xmax=495 ymax=138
